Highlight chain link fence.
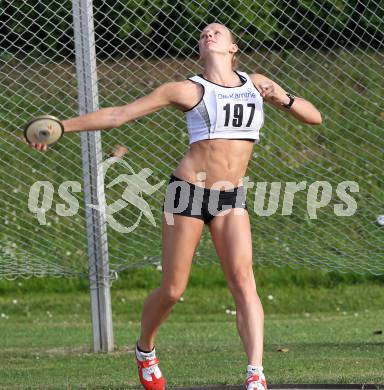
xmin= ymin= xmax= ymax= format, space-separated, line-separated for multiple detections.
xmin=1 ymin=0 xmax=383 ymax=281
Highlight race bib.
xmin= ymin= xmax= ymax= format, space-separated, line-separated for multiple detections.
xmin=214 ymin=89 xmax=262 ymax=133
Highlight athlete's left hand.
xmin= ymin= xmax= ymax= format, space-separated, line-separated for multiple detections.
xmin=254 ymin=80 xmax=289 ymax=106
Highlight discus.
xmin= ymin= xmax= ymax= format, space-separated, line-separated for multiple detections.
xmin=24 ymin=115 xmax=64 ymax=146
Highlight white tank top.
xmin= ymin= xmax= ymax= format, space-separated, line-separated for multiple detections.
xmin=185 ymin=71 xmax=264 ymax=145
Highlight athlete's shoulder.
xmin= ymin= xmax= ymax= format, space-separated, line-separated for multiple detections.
xmin=157 ymin=79 xmax=202 ymax=111
xmin=159 ymin=79 xmax=199 ymax=94
xmin=249 ymin=73 xmax=270 ymax=83
xmin=153 ymin=80 xmax=196 ymax=100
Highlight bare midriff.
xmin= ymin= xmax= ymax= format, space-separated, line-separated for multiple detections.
xmin=172 ymin=138 xmax=254 ymax=190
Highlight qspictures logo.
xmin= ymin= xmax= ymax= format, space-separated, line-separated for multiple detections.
xmin=27 ymin=157 xmax=360 ymax=232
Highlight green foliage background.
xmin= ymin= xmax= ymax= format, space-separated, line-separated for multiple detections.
xmin=1 ymin=0 xmax=383 ymax=60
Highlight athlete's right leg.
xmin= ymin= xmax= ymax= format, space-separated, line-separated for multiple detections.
xmin=137 ymin=213 xmax=205 ymax=351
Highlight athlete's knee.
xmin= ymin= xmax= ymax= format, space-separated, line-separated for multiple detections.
xmin=159 ymin=283 xmax=186 ymax=304
xmin=226 ymin=262 xmax=255 ymax=295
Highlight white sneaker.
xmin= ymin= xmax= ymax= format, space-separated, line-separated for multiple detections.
xmin=245 ymin=372 xmax=267 ymax=390
xmin=135 ymin=345 xmax=165 ymax=390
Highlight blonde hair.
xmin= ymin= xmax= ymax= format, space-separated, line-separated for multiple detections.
xmin=228 ymin=28 xmax=238 ymax=68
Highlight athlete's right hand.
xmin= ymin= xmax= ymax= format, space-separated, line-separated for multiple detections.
xmin=22 ymin=137 xmax=48 ymax=152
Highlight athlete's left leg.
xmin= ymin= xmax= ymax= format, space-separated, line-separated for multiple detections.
xmin=208 ymin=208 xmax=264 ymax=366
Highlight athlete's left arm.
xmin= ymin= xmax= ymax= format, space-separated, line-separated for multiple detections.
xmin=250 ymin=73 xmax=322 ymax=125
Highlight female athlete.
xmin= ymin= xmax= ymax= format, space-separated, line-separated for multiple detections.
xmin=28 ymin=23 xmax=322 ymax=390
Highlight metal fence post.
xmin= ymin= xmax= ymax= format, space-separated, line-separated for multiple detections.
xmin=72 ymin=0 xmax=114 ymax=353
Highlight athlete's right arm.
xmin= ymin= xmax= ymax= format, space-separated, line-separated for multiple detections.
xmin=26 ymin=80 xmax=195 ymax=151
xmin=63 ymin=81 xmax=186 ymax=133
xmin=24 ymin=81 xmax=193 ymax=152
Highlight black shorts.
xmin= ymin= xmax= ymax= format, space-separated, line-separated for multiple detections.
xmin=163 ymin=174 xmax=247 ymax=224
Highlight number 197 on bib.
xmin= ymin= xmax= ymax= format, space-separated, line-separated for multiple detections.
xmin=223 ymin=103 xmax=256 ymax=128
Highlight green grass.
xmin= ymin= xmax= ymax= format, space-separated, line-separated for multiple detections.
xmin=0 ymin=266 xmax=384 ymax=388
xmin=1 ymin=264 xmax=384 ymax=294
